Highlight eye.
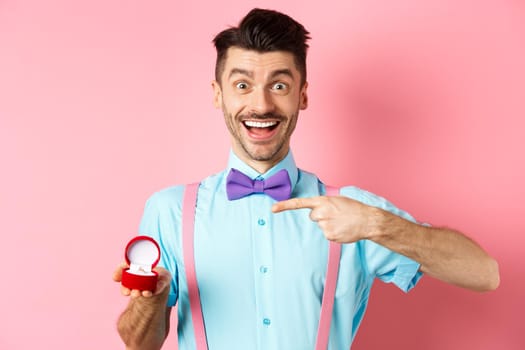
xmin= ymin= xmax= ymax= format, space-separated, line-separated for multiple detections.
xmin=236 ymin=82 xmax=249 ymax=90
xmin=272 ymin=82 xmax=288 ymax=91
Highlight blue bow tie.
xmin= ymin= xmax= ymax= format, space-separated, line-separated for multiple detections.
xmin=226 ymin=168 xmax=292 ymax=201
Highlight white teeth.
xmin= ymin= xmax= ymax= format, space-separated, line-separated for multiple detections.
xmin=244 ymin=120 xmax=278 ymax=128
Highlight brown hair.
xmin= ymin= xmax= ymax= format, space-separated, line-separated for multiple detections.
xmin=213 ymin=8 xmax=311 ymax=85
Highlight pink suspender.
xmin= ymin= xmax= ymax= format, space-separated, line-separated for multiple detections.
xmin=182 ymin=183 xmax=342 ymax=350
xmin=182 ymin=183 xmax=208 ymax=350
xmin=314 ymin=185 xmax=342 ymax=350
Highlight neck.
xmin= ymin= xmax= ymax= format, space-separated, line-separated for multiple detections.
xmin=234 ymin=150 xmax=288 ymax=175
xmin=247 ymin=160 xmax=280 ymax=174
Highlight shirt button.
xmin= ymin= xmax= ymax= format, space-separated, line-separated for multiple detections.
xmin=259 ymin=266 xmax=269 ymax=274
xmin=257 ymin=218 xmax=266 ymax=226
xmin=263 ymin=318 xmax=271 ymax=326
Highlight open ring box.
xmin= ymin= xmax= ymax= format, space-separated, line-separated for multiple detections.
xmin=121 ymin=236 xmax=161 ymax=292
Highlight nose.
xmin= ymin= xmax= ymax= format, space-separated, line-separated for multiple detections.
xmin=249 ymin=87 xmax=275 ymax=115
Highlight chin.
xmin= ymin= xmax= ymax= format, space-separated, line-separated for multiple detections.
xmin=248 ymin=147 xmax=286 ymax=163
xmin=247 ymin=152 xmax=275 ymax=162
xmin=238 ymin=137 xmax=287 ymax=163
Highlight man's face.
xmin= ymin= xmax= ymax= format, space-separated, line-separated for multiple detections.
xmin=212 ymin=47 xmax=308 ymax=171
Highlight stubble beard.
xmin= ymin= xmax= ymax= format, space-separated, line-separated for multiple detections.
xmin=240 ymin=137 xmax=287 ymax=162
xmin=224 ymin=110 xmax=297 ymax=163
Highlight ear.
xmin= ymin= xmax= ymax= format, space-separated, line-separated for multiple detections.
xmin=212 ymin=80 xmax=222 ymax=109
xmin=299 ymin=81 xmax=308 ymax=110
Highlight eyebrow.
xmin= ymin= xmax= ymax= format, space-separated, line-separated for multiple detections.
xmin=270 ymin=69 xmax=295 ymax=80
xmin=227 ymin=68 xmax=295 ymax=81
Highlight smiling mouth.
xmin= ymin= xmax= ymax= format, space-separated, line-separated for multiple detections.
xmin=242 ymin=120 xmax=280 ymax=139
xmin=243 ymin=120 xmax=279 ymax=130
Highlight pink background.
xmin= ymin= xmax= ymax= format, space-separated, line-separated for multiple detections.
xmin=1 ymin=0 xmax=524 ymax=349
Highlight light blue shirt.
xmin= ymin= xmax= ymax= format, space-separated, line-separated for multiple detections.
xmin=139 ymin=150 xmax=423 ymax=349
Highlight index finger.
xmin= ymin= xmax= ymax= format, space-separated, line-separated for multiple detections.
xmin=272 ymin=196 xmax=323 ymax=213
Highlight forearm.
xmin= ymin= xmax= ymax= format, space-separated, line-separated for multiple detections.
xmin=117 ymin=293 xmax=171 ymax=350
xmin=368 ymin=208 xmax=500 ymax=292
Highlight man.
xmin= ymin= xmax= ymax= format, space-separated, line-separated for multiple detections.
xmin=113 ymin=8 xmax=499 ymax=350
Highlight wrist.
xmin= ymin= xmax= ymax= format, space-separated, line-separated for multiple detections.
xmin=127 ymin=293 xmax=168 ymax=324
xmin=366 ymin=206 xmax=390 ymax=242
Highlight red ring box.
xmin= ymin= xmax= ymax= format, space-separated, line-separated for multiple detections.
xmin=121 ymin=236 xmax=161 ymax=292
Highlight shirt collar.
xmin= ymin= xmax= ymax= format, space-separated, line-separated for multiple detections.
xmin=226 ymin=149 xmax=299 ymax=191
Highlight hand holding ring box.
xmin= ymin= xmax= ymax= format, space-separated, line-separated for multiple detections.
xmin=121 ymin=236 xmax=161 ymax=292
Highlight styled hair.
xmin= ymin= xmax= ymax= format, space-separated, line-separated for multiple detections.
xmin=213 ymin=8 xmax=311 ymax=85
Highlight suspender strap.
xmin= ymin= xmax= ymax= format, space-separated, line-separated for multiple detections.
xmin=182 ymin=183 xmax=341 ymax=350
xmin=182 ymin=183 xmax=208 ymax=350
xmin=315 ymin=185 xmax=342 ymax=350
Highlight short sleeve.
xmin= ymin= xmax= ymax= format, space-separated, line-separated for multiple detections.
xmin=361 ymin=240 xmax=422 ymax=292
xmin=340 ymin=186 xmax=424 ymax=292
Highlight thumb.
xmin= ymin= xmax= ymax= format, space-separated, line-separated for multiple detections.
xmin=112 ymin=261 xmax=129 ymax=282
xmin=153 ymin=267 xmax=172 ymax=296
